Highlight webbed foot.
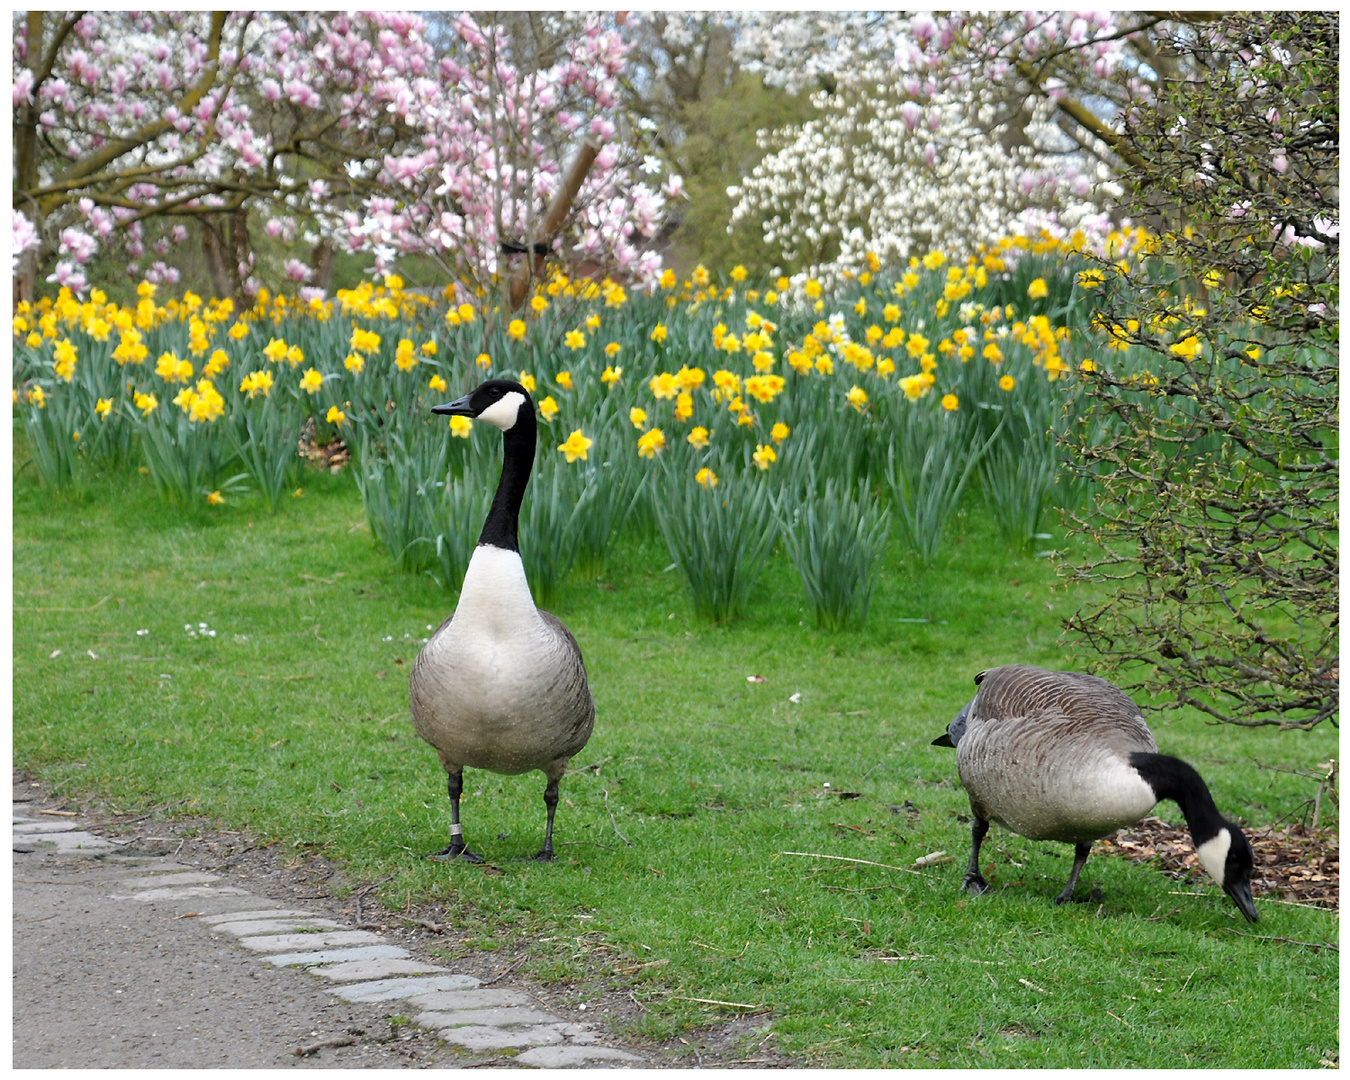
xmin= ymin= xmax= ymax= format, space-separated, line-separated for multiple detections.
xmin=962 ymin=872 xmax=990 ymax=896
xmin=427 ymin=843 xmax=484 ymax=864
xmin=530 ymin=847 xmax=555 ymax=862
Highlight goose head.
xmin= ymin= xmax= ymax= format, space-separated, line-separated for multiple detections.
xmin=1195 ymin=821 xmax=1259 ymax=923
xmin=433 ymin=379 xmax=532 ymax=431
xmin=932 ymin=695 xmax=975 ymax=748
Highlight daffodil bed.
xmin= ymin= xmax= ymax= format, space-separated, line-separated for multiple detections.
xmin=12 ymin=243 xmax=1338 ymax=1067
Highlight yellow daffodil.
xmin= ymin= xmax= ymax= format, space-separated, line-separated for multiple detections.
xmin=983 ymin=342 xmax=1003 ymax=363
xmin=649 ymin=372 xmax=679 ymax=400
xmin=629 ymin=406 xmax=647 ymax=429
xmin=558 ymin=429 xmax=592 ymax=463
xmin=1028 ymin=278 xmax=1049 ymax=300
xmin=752 ymin=444 xmax=776 ymax=470
xmin=421 ymin=340 xmax=438 ymax=356
xmin=696 ymin=467 xmax=718 ymax=489
xmin=95 ymin=397 xmax=112 ymax=420
xmin=637 ymin=427 xmax=665 ymax=458
xmin=458 ymin=303 xmax=475 ymax=323
xmin=326 ymin=406 xmax=347 ymax=425
xmin=206 ymin=490 xmax=225 ymax=506
xmin=428 ymin=374 xmax=448 ymax=393
xmin=240 ymin=370 xmax=274 ymax=398
xmin=1080 ymin=359 xmax=1096 ymax=372
xmin=659 ymin=268 xmax=677 ymax=289
xmin=345 ymin=353 xmax=365 ymax=374
xmin=299 ymin=368 xmax=323 ymax=394
xmin=475 ymin=353 xmax=491 ymax=370
xmin=999 ymin=375 xmax=1015 ymax=391
xmin=942 ymin=393 xmax=959 ymax=411
xmin=771 ymin=422 xmax=790 ymax=444
xmin=53 ymin=339 xmax=78 ymax=382
xmin=395 ymin=339 xmax=417 ymax=371
xmin=674 ymin=392 xmax=693 ymax=422
xmin=815 ymin=356 xmax=834 ymax=375
xmin=601 ymin=366 xmax=622 ymax=387
xmin=687 ymin=426 xmax=710 ymax=449
xmin=263 ymin=337 xmax=288 ymax=362
xmin=586 ymin=312 xmax=601 ymax=330
xmin=508 ymin=318 xmax=527 ymax=340
xmin=530 ymin=295 xmax=549 ymax=313
xmin=846 ymin=385 xmax=868 ymax=412
xmin=650 ymin=323 xmax=667 ymax=343
xmin=133 ymin=391 xmax=156 ymax=415
xmin=519 ymin=372 xmax=536 ymax=392
xmin=565 ymin=330 xmax=586 ymax=350
xmin=538 ymin=395 xmax=560 ymax=422
xmin=449 ymin=415 xmax=473 ymax=438
xmin=1077 ymin=269 xmax=1105 ymax=290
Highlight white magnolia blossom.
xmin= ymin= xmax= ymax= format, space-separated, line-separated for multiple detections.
xmin=731 ymin=11 xmax=1136 ymax=285
xmin=731 ymin=80 xmax=1120 ymax=288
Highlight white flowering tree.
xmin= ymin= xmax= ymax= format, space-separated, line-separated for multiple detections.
xmin=728 ymin=10 xmax=1181 ymax=281
xmin=12 ymin=11 xmax=672 ymax=303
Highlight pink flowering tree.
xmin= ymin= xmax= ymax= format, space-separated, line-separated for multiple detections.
xmin=12 ymin=11 xmax=669 ymax=303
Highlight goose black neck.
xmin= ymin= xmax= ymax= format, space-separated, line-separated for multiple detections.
xmin=477 ymin=407 xmax=536 ymax=553
xmin=1129 ymin=752 xmax=1226 ymax=844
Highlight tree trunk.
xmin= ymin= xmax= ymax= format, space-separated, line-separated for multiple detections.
xmin=508 ymin=142 xmax=599 ymax=310
xmin=310 ymin=240 xmax=336 ymax=293
xmin=199 ymin=216 xmax=237 ymax=302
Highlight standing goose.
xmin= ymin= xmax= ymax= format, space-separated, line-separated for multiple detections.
xmin=933 ymin=664 xmax=1258 ymax=921
xmin=410 ymin=378 xmax=594 ymax=862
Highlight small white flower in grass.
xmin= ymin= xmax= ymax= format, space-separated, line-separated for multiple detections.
xmin=136 ymin=629 xmax=150 ymax=636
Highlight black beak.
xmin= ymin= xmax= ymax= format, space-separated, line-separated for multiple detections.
xmin=1225 ymin=880 xmax=1259 ymax=923
xmin=932 ymin=732 xmax=955 ymax=748
xmin=432 ymin=393 xmax=474 ymax=417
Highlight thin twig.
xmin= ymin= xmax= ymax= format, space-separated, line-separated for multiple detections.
xmin=1220 ymin=928 xmax=1338 ymax=952
xmin=478 ymin=953 xmax=528 ymax=986
xmin=674 ymin=996 xmax=764 ymax=1010
xmin=603 ymin=789 xmax=631 ymax=846
xmin=294 ymin=1036 xmax=356 ymax=1057
xmin=779 ymin=851 xmax=922 ymax=875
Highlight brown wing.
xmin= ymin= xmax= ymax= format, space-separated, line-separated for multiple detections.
xmin=971 ymin=664 xmax=1156 ymax=753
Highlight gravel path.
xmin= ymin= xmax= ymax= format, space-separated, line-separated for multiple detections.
xmin=12 ymin=773 xmax=658 ymax=1068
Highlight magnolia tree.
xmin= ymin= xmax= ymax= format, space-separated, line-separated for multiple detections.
xmin=12 ymin=10 xmax=672 ymax=303
xmin=729 ymin=10 xmax=1176 ymax=281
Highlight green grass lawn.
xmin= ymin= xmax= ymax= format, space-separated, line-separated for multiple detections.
xmin=12 ymin=455 xmax=1339 ymax=1067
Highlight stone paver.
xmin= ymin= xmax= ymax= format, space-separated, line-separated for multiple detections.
xmin=118 ymin=871 xmax=223 ymax=888
xmin=110 ymin=884 xmax=251 ymax=901
xmin=210 ymin=917 xmax=345 ymax=937
xmin=331 ymin=975 xmax=481 ymax=1003
xmin=197 ymin=908 xmax=319 ymax=924
xmin=266 ymin=945 xmax=409 ymax=967
xmin=416 ymin=1005 xmax=568 ymax=1030
xmin=13 ymin=790 xmax=649 ymax=1067
xmin=236 ymin=930 xmax=385 ymax=953
xmin=308 ymin=958 xmax=454 ymax=982
xmin=516 ymin=1045 xmax=643 ymax=1068
xmin=406 ymin=988 xmax=532 ymax=1011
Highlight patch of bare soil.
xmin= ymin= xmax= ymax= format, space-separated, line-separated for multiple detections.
xmin=1096 ymin=815 xmax=1339 ymax=911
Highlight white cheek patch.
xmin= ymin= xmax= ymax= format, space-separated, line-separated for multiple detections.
xmin=1196 ymin=830 xmax=1232 ymax=885
xmin=477 ymin=392 xmax=526 ymax=431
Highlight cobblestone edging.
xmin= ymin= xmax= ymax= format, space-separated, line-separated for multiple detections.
xmin=13 ymin=793 xmax=644 ymax=1068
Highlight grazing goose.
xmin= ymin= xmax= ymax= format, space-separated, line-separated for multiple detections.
xmin=933 ymin=664 xmax=1257 ymax=921
xmin=410 ymin=379 xmax=594 ymax=862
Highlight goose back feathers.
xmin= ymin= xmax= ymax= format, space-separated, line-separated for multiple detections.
xmin=949 ymin=665 xmax=1159 ymax=843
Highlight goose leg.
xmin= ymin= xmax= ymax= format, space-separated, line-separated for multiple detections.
xmin=962 ymin=816 xmax=991 ymax=895
xmin=428 ymin=767 xmax=483 ymax=863
xmin=1053 ymin=841 xmax=1093 ymax=905
xmin=532 ymin=758 xmax=569 ymax=862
